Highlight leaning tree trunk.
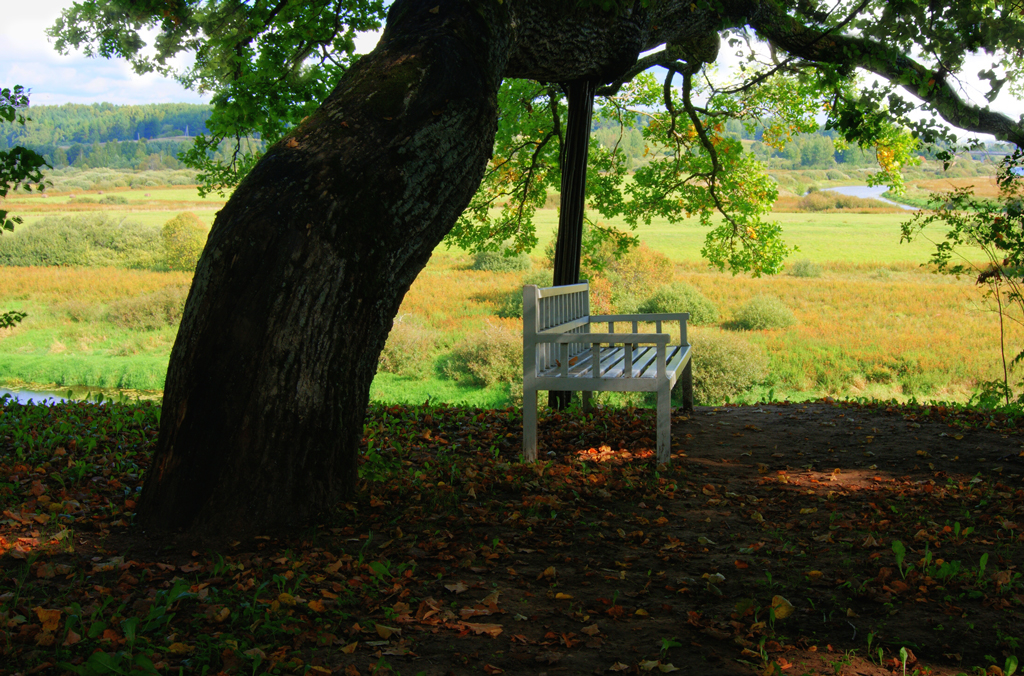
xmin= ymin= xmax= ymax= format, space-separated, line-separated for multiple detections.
xmin=137 ymin=0 xmax=511 ymax=536
xmin=138 ymin=0 xmax=655 ymax=537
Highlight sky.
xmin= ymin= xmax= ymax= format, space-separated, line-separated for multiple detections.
xmin=0 ymin=0 xmax=382 ymax=106
xmin=1 ymin=0 xmax=1018 ymax=144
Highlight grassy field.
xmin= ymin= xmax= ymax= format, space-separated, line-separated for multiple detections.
xmin=0 ymin=171 xmax=1014 ymax=406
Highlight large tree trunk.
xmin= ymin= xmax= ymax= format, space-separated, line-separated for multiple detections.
xmin=137 ymin=0 xmax=511 ymax=536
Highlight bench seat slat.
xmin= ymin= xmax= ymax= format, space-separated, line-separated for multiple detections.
xmin=536 ymin=345 xmax=687 ymax=380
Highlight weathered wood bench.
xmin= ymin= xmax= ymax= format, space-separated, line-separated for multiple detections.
xmin=522 ymin=282 xmax=693 ymax=464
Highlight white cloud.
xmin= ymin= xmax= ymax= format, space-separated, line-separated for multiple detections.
xmin=1 ymin=0 xmax=210 ymax=105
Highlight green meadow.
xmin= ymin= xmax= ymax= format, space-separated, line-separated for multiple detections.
xmin=0 ymin=169 xmax=1014 ymax=407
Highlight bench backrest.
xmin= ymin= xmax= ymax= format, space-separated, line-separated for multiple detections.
xmin=523 ymin=283 xmax=590 ymax=374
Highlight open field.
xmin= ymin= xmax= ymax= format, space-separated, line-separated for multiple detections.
xmin=0 ymin=171 xmax=1015 ymax=405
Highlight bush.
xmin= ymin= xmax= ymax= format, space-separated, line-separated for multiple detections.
xmin=788 ymin=258 xmax=822 ymax=278
xmin=60 ymin=300 xmax=101 ymax=323
xmin=690 ymin=328 xmax=769 ymax=405
xmin=638 ymin=283 xmax=719 ymax=325
xmin=99 ymin=194 xmax=129 ymax=205
xmin=106 ymin=284 xmax=189 ymax=330
xmin=734 ymin=295 xmax=796 ymax=330
xmin=0 ymin=214 xmax=161 ymax=269
xmin=797 ymin=191 xmax=889 ymax=211
xmin=378 ymin=316 xmax=437 ymax=377
xmin=603 ymin=244 xmax=674 ymax=313
xmin=472 ymin=249 xmax=533 ymax=272
xmin=443 ymin=321 xmax=522 ymax=388
xmin=495 ymin=270 xmax=553 ymax=319
xmin=162 ymin=212 xmax=208 ymax=271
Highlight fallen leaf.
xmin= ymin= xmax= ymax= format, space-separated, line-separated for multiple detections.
xmin=376 ymin=624 xmax=400 ymax=639
xmin=168 ymin=642 xmax=194 ymax=655
xmin=609 ymin=663 xmax=631 ymax=672
xmin=539 ymin=566 xmax=556 ymax=579
xmin=34 ymin=607 xmax=61 ymax=633
xmin=771 ymin=595 xmax=795 ymax=619
xmin=308 ymin=600 xmax=327 ymax=613
xmin=581 ymin=624 xmax=600 ymax=636
xmin=463 ymin=622 xmax=503 ymax=637
xmin=555 ymin=592 xmax=573 ymax=600
xmin=445 ymin=582 xmax=469 ymax=594
xmin=340 ymin=642 xmax=358 ymax=654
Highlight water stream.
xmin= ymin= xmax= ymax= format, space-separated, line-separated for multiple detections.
xmin=819 ymin=185 xmax=918 ymax=211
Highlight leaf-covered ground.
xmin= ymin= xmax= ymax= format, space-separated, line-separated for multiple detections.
xmin=1 ymin=397 xmax=1022 ymax=676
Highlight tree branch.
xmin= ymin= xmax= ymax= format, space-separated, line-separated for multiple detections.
xmin=752 ymin=3 xmax=1024 ymax=145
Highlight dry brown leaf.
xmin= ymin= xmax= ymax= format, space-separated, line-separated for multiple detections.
xmin=375 ymin=624 xmax=400 ymax=639
xmin=34 ymin=607 xmax=61 ymax=633
xmin=463 ymin=622 xmax=503 ymax=637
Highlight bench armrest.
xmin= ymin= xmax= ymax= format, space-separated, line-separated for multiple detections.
xmin=590 ymin=313 xmax=689 ymax=323
xmin=536 ymin=332 xmax=670 ymax=345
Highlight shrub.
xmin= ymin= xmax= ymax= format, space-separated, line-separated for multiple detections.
xmin=106 ymin=284 xmax=189 ymax=330
xmin=690 ymin=328 xmax=769 ymax=405
xmin=472 ymin=249 xmax=533 ymax=272
xmin=495 ymin=270 xmax=553 ymax=319
xmin=378 ymin=316 xmax=437 ymax=377
xmin=0 ymin=214 xmax=161 ymax=269
xmin=734 ymin=295 xmax=796 ymax=330
xmin=443 ymin=321 xmax=523 ymax=388
xmin=99 ymin=194 xmax=129 ymax=205
xmin=162 ymin=212 xmax=208 ymax=271
xmin=60 ymin=300 xmax=102 ymax=323
xmin=638 ymin=283 xmax=719 ymax=325
xmin=797 ymin=191 xmax=889 ymax=211
xmin=788 ymin=258 xmax=822 ymax=278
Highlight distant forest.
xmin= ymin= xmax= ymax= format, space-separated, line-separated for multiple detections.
xmin=0 ymin=102 xmax=264 ymax=172
xmin=2 ymin=101 xmax=1007 ymax=176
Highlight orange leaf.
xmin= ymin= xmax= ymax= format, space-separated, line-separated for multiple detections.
xmin=463 ymin=622 xmax=503 ymax=638
xmin=341 ymin=642 xmax=358 ymax=654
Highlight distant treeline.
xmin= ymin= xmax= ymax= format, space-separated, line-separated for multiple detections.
xmin=0 ymin=102 xmax=226 ymax=172
xmin=593 ymin=118 xmax=1011 ymax=171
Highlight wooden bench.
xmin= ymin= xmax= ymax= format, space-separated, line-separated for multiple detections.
xmin=522 ymin=282 xmax=693 ymax=464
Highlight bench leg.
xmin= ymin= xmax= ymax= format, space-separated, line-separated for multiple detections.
xmin=582 ymin=391 xmax=593 ymax=413
xmin=681 ymin=360 xmax=694 ymax=413
xmin=523 ymin=388 xmax=538 ymax=463
xmin=657 ymin=382 xmax=671 ymax=465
